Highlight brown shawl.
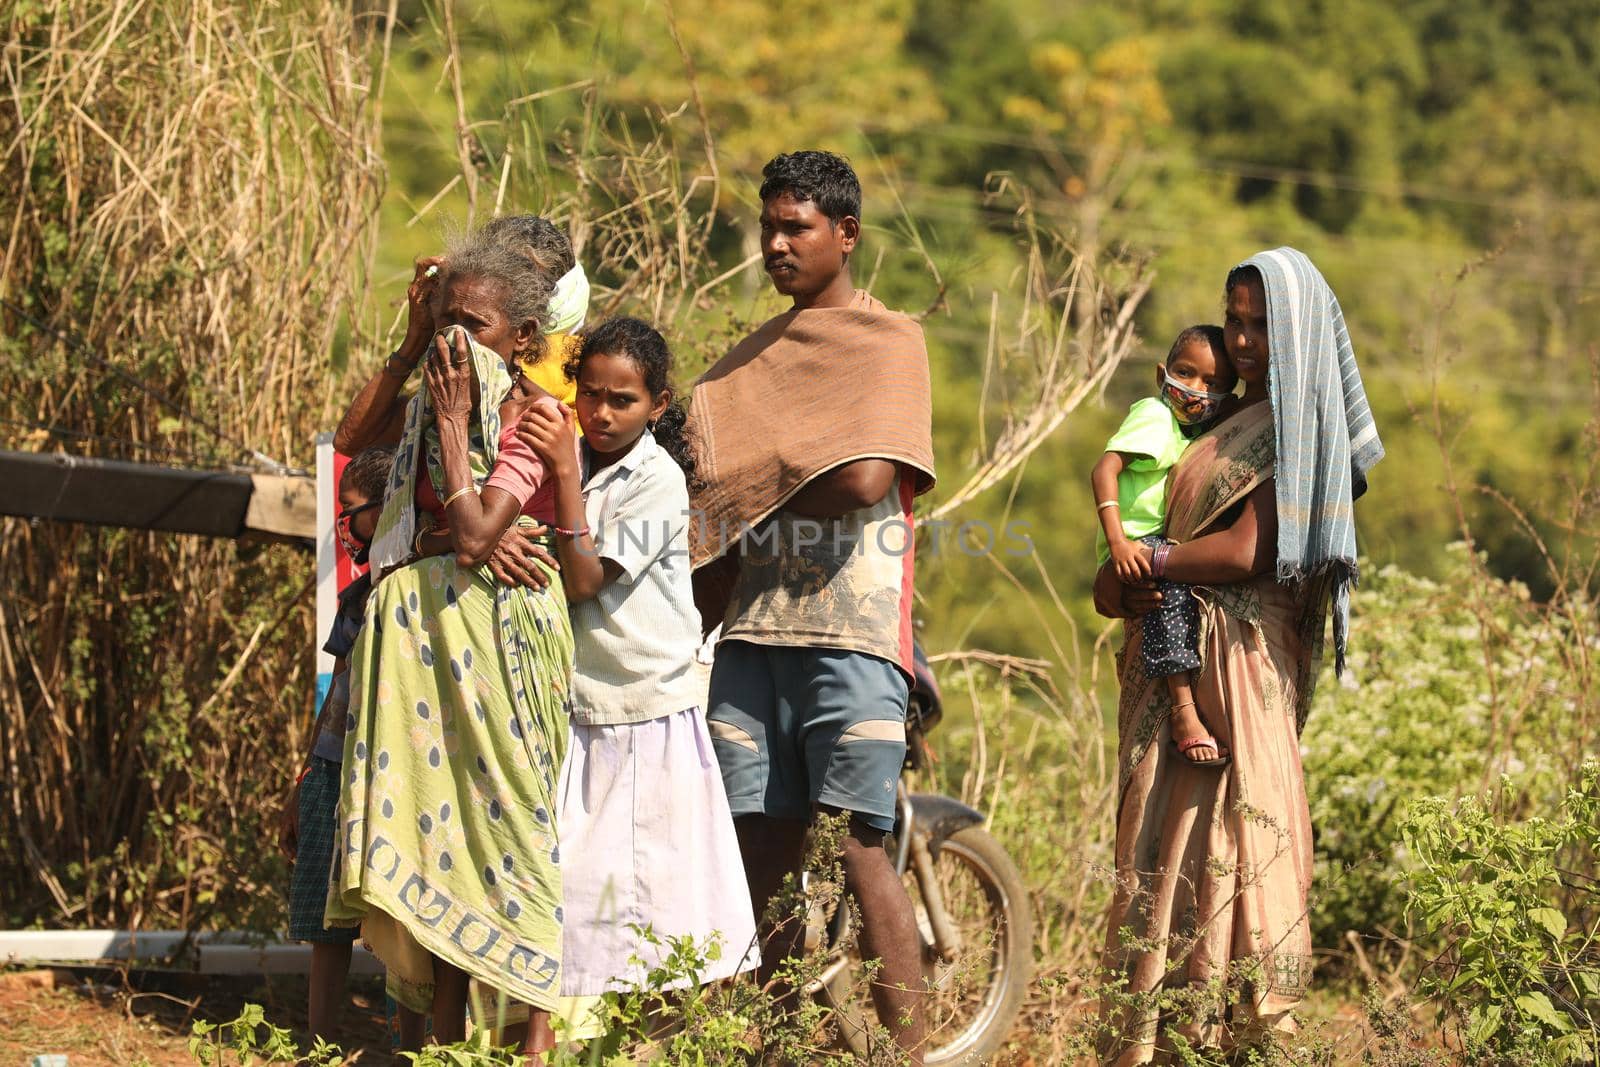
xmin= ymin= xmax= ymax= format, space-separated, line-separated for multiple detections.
xmin=686 ymin=290 xmax=936 ymax=567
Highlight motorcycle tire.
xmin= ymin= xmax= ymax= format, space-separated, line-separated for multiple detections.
xmin=822 ymin=824 xmax=1034 ymax=1065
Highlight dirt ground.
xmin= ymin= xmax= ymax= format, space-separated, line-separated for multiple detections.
xmin=1 ymin=964 xmax=1399 ymax=1065
xmin=0 ymin=967 xmax=398 ymax=1065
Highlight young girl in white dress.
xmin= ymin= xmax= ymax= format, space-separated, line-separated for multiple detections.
xmin=518 ymin=316 xmax=760 ymax=996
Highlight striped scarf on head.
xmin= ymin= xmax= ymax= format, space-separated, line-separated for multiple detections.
xmin=1242 ymin=246 xmax=1384 ymax=674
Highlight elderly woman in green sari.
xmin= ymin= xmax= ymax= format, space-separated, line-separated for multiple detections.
xmin=328 ymin=228 xmax=574 ymax=1055
xmin=1093 ymin=248 xmax=1383 ymax=1062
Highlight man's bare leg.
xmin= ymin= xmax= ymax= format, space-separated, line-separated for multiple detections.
xmin=734 ymin=815 xmax=809 ymax=1008
xmin=835 ymin=812 xmax=926 ymax=1065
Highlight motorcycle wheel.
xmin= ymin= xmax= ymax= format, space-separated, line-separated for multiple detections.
xmin=822 ymin=824 xmax=1033 ymax=1065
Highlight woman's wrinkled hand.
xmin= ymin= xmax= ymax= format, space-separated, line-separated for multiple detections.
xmin=402 ymin=256 xmax=444 ymax=350
xmin=425 ymin=329 xmax=475 ymax=422
xmin=488 ymin=525 xmax=559 ymax=590
xmin=1093 ymin=560 xmax=1162 ymax=619
xmin=517 ymin=401 xmax=579 ymax=482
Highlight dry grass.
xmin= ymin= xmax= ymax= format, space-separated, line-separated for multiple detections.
xmin=0 ymin=0 xmax=386 ymax=926
xmin=0 ymin=1 xmax=1153 ymax=1058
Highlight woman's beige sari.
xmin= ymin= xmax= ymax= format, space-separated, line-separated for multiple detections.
xmin=1099 ymin=401 xmax=1330 ymax=1064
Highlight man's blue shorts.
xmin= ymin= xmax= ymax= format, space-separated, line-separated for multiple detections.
xmin=706 ymin=640 xmax=908 ymax=833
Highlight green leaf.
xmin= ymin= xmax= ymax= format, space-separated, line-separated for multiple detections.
xmin=1516 ymin=991 xmax=1574 ymax=1032
xmin=1529 ymin=906 xmax=1568 ymax=940
xmin=1467 ymin=1002 xmax=1503 ymax=1045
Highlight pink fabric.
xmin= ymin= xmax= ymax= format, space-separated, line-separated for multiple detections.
xmin=485 ymin=397 xmax=564 ymax=524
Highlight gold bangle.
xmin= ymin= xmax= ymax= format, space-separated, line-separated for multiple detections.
xmin=413 ymin=521 xmax=430 ymax=556
xmin=441 ymin=485 xmax=477 ymax=509
xmin=1096 ymin=499 xmax=1120 ymax=511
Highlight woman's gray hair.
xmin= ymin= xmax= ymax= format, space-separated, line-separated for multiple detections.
xmin=442 ymin=225 xmax=558 ymax=336
xmin=481 ymin=215 xmax=575 ymax=277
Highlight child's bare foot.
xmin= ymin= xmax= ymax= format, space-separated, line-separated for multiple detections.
xmin=1170 ymin=700 xmax=1228 ymax=766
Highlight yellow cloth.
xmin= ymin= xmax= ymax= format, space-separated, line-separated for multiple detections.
xmin=518 ymin=333 xmax=581 ymax=410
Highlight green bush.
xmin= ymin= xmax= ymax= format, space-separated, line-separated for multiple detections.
xmin=1302 ymin=545 xmax=1593 ymax=953
xmin=1403 ymin=764 xmax=1600 ymax=1064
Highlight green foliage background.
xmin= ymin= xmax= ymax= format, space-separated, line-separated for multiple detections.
xmin=366 ymin=0 xmax=1598 ymax=661
xmin=5 ymin=0 xmax=1599 ymax=1057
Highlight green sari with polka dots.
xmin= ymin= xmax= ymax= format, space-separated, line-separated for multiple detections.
xmin=327 ymin=336 xmax=574 ymax=1013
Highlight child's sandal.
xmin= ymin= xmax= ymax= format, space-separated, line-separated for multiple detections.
xmin=1168 ymin=734 xmax=1231 ymax=770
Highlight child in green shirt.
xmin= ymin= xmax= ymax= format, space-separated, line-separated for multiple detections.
xmin=1091 ymin=325 xmax=1236 ymax=766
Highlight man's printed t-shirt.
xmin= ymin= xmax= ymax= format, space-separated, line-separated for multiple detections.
xmin=721 ymin=471 xmax=916 ymax=677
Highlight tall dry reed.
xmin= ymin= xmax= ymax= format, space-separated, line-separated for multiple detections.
xmin=0 ymin=0 xmax=1151 ymax=966
xmin=0 ymin=0 xmax=387 ymax=928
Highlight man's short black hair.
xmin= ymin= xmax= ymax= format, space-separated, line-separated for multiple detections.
xmin=758 ymin=151 xmax=861 ymax=224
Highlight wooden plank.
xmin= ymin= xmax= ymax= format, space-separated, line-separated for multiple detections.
xmin=245 ymin=471 xmax=316 ymax=539
xmin=0 ymin=449 xmax=254 ymax=537
xmin=0 ymin=929 xmax=381 ymax=975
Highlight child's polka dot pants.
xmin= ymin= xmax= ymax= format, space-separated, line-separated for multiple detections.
xmin=1139 ymin=535 xmax=1201 ymax=677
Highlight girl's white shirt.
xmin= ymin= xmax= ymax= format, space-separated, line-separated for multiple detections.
xmin=568 ymin=429 xmax=705 ymax=726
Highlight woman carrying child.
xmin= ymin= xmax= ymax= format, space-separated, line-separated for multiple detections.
xmin=1093 ymin=248 xmax=1383 ymax=1061
xmin=328 ymin=225 xmax=574 ymax=1056
xmin=517 ymin=316 xmax=759 ymax=998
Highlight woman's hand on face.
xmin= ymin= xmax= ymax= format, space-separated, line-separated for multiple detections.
xmin=402 ymin=256 xmax=444 ymax=350
xmin=1093 ymin=560 xmax=1162 ymax=618
xmin=487 ymin=524 xmax=558 ymax=590
xmin=517 ymin=403 xmax=579 ymax=481
xmin=425 ymin=330 xmax=474 ymax=423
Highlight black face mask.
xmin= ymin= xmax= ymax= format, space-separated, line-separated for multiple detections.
xmin=336 ymin=500 xmax=381 ymax=565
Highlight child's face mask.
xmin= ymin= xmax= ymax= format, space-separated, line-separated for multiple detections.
xmin=336 ymin=501 xmax=381 ymax=564
xmin=1160 ymin=372 xmax=1232 ymax=426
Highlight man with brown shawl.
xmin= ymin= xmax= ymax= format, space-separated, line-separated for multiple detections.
xmin=689 ymin=150 xmax=936 ymax=1062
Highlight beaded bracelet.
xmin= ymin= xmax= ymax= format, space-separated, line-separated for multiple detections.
xmin=553 ymin=525 xmax=591 ymax=538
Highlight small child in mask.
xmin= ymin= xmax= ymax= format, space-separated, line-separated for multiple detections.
xmin=279 ymin=444 xmax=425 ymax=1046
xmin=1091 ymin=325 xmax=1236 ymax=767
